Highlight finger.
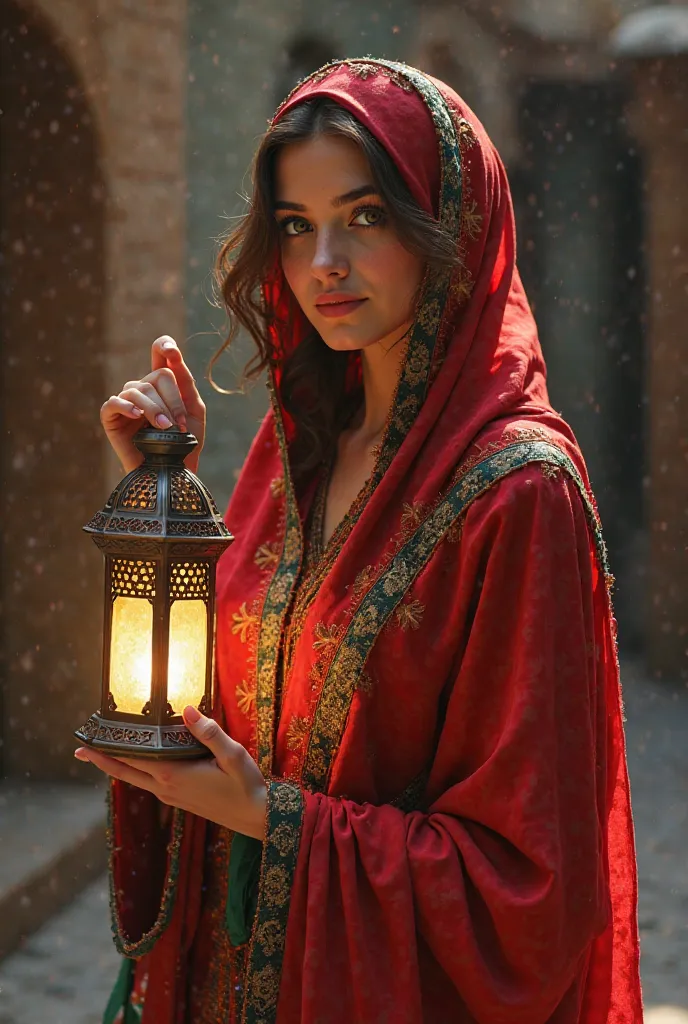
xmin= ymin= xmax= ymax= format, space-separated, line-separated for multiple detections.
xmin=119 ymin=385 xmax=175 ymax=430
xmin=182 ymin=706 xmax=242 ymax=768
xmin=101 ymin=395 xmax=146 ymax=424
xmin=74 ymin=746 xmax=160 ymax=793
xmin=139 ymin=367 xmax=188 ymax=431
xmin=152 ymin=336 xmax=203 ymax=415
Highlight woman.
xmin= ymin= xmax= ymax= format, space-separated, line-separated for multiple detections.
xmin=77 ymin=59 xmax=641 ymax=1023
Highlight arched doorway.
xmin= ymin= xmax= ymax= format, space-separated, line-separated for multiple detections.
xmin=0 ymin=1 xmax=106 ymax=779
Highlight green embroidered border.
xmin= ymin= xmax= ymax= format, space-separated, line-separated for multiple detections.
xmin=241 ymin=780 xmax=304 ymax=1024
xmin=254 ymin=377 xmax=303 ymax=774
xmin=302 ymin=441 xmax=608 ymax=792
xmin=255 ymin=58 xmax=464 ymax=774
xmin=107 ymin=782 xmax=186 ymax=958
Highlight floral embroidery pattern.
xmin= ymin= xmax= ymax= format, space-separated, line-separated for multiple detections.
xmin=395 ymin=599 xmax=425 ymax=631
xmin=286 ymin=715 xmax=310 ymax=752
xmin=400 ymin=501 xmax=429 ymax=539
xmin=254 ymin=542 xmax=280 ymax=570
xmin=352 ymin=565 xmax=377 ymax=599
xmin=236 ymin=678 xmax=257 ymax=717
xmin=242 ymin=781 xmax=304 ymax=1024
xmin=312 ymin=621 xmax=342 ymax=651
xmin=232 ymin=602 xmax=260 ymax=644
xmin=462 ymin=199 xmax=483 ymax=241
xmin=302 ymin=440 xmax=610 ymax=793
xmin=269 ymin=476 xmax=285 ymax=499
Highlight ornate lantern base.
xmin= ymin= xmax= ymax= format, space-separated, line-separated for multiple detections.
xmin=75 ymin=712 xmax=212 ymax=760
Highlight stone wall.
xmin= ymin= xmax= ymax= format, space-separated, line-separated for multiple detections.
xmin=0 ymin=0 xmax=187 ymax=780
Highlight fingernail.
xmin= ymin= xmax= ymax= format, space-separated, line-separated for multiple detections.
xmin=156 ymin=414 xmax=173 ymax=429
xmin=162 ymin=340 xmax=177 ymax=351
xmin=184 ymin=705 xmax=201 ymax=724
xmin=177 ymin=416 xmax=187 ymax=432
xmin=74 ymin=748 xmax=90 ymax=761
xmin=131 ymin=406 xmax=145 ymax=417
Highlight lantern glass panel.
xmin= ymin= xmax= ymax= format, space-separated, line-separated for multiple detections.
xmin=109 ymin=595 xmax=153 ymax=713
xmin=168 ymin=598 xmax=207 ymax=712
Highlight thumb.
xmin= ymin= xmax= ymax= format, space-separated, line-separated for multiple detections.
xmin=183 ymin=705 xmax=239 ymax=767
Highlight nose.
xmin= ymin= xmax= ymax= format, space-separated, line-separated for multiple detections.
xmin=311 ymin=227 xmax=349 ymax=282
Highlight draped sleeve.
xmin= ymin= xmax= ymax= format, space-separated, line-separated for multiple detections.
xmin=241 ymin=466 xmax=638 ymax=1024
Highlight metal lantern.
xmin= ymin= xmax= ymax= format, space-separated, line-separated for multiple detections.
xmin=75 ymin=426 xmax=233 ymax=759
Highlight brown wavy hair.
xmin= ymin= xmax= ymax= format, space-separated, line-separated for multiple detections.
xmin=211 ymin=96 xmax=459 ymax=480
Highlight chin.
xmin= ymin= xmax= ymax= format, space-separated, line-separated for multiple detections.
xmin=320 ymin=326 xmax=402 ymax=353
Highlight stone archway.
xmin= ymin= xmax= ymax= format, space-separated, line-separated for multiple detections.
xmin=0 ymin=0 xmax=106 ymax=779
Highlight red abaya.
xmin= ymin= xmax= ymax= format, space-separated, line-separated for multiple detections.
xmin=105 ymin=59 xmax=641 ymax=1024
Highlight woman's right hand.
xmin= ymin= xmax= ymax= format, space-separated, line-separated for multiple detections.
xmin=101 ymin=336 xmax=206 ymax=475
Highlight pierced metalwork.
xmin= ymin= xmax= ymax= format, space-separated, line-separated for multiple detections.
xmin=163 ymin=730 xmax=197 ymax=747
xmin=78 ymin=716 xmax=155 ymax=747
xmin=206 ymin=493 xmax=221 ymax=517
xmin=170 ymin=561 xmax=210 ymax=601
xmin=168 ymin=520 xmax=223 ymax=537
xmin=111 ymin=559 xmax=156 ymax=600
xmin=198 ymin=693 xmax=210 ymax=715
xmin=108 ymin=516 xmax=162 ymax=534
xmin=106 ymin=691 xmax=118 ymax=713
xmin=141 ymin=700 xmax=152 ymax=717
xmin=170 ymin=469 xmax=205 ymax=515
xmin=86 ymin=511 xmax=108 ymax=531
xmin=119 ymin=470 xmax=158 ymax=511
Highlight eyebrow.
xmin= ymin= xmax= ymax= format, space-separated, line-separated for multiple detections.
xmin=274 ymin=185 xmax=379 ymax=213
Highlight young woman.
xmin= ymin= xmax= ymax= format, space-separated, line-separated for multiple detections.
xmin=77 ymin=59 xmax=642 ymax=1023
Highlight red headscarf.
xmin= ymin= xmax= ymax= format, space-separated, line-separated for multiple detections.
xmin=108 ymin=60 xmax=641 ymax=1024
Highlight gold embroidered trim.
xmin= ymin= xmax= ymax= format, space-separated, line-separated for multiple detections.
xmin=242 ymin=781 xmax=303 ymax=1024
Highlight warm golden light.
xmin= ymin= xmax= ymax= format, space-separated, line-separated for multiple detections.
xmin=167 ymin=599 xmax=207 ymax=713
xmin=109 ymin=596 xmax=153 ymax=713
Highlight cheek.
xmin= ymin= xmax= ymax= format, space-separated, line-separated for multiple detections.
xmin=365 ymin=242 xmax=424 ymax=306
xmin=280 ymin=248 xmax=309 ymax=299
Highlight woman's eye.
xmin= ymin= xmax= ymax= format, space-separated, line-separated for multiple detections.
xmin=281 ymin=217 xmax=311 ymax=236
xmin=351 ymin=207 xmax=385 ymax=227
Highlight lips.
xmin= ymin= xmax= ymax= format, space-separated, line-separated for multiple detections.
xmin=314 ymin=294 xmax=367 ymax=318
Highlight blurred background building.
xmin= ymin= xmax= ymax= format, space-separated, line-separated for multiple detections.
xmin=1 ymin=0 xmax=687 ymax=787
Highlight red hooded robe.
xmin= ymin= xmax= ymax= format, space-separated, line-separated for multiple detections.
xmin=105 ymin=59 xmax=642 ymax=1024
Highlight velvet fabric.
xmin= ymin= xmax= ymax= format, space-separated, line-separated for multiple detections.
xmin=104 ymin=59 xmax=641 ymax=1024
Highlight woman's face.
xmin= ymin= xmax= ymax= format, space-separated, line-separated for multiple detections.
xmin=274 ymin=134 xmax=424 ymax=354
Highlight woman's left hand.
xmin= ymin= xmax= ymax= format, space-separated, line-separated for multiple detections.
xmin=74 ymin=706 xmax=268 ymax=841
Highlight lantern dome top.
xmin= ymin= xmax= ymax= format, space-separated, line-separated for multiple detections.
xmin=84 ymin=427 xmax=233 ymax=555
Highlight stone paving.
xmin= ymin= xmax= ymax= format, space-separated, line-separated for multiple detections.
xmin=0 ymin=662 xmax=686 ymax=1022
xmin=0 ymin=877 xmax=118 ymax=1024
